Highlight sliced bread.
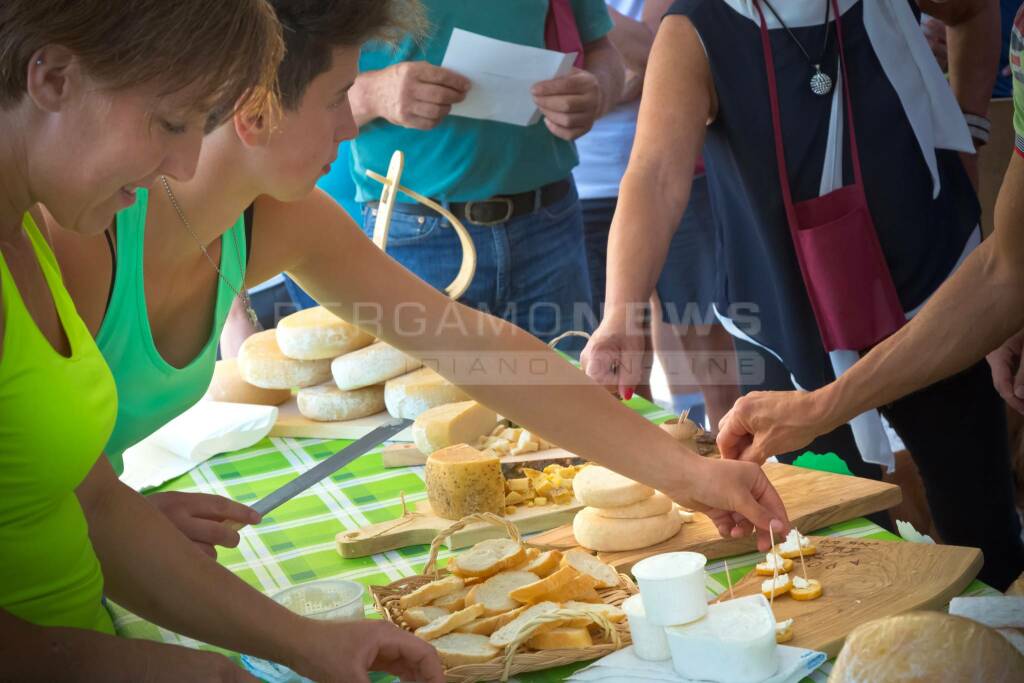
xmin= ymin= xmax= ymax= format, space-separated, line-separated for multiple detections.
xmin=561 ymin=549 xmax=620 ymax=589
xmin=490 ymin=601 xmax=564 ymax=648
xmin=563 ymin=601 xmax=627 ymax=623
xmin=465 ymin=570 xmax=539 ymax=616
xmin=398 ymin=574 xmax=464 ymax=610
xmin=449 ymin=538 xmax=526 ymax=579
xmin=404 ymin=605 xmax=450 ymax=630
xmin=415 ymin=603 xmax=485 ymax=640
xmin=508 ymin=565 xmax=580 ymax=605
xmin=455 ymin=605 xmax=528 ymax=636
xmin=527 ymin=626 xmax=593 ymax=650
xmin=430 ymin=632 xmax=500 ymax=668
xmin=432 ymin=586 xmax=471 ymax=611
xmin=523 ymin=549 xmax=562 ymax=578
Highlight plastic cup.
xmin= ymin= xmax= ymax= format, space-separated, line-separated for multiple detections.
xmin=632 ymin=551 xmax=708 ymax=626
xmin=622 ymin=594 xmax=671 ymax=661
xmin=271 ymin=579 xmax=365 ymax=621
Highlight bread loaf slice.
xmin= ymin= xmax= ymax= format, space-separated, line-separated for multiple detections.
xmin=527 ymin=626 xmax=593 ymax=650
xmin=522 ymin=549 xmax=562 ymax=578
xmin=455 ymin=605 xmax=528 ymax=636
xmin=430 ymin=632 xmax=500 ymax=668
xmin=404 ymin=605 xmax=450 ymax=630
xmin=431 ymin=586 xmax=471 ymax=611
xmin=465 ymin=570 xmax=539 ymax=616
xmin=448 ymin=538 xmax=526 ymax=579
xmin=561 ymin=549 xmax=620 ymax=589
xmin=490 ymin=601 xmax=564 ymax=648
xmin=415 ymin=603 xmax=485 ymax=640
xmin=507 ymin=565 xmax=580 ymax=605
xmin=398 ymin=574 xmax=464 ymax=610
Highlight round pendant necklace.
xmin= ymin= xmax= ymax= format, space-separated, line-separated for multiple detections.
xmin=761 ymin=0 xmax=834 ymax=96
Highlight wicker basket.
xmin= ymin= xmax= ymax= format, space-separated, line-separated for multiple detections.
xmin=370 ymin=513 xmax=638 ymax=683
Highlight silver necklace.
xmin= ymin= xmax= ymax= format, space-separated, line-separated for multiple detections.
xmin=762 ymin=0 xmax=834 ymax=96
xmin=159 ymin=175 xmax=262 ymax=330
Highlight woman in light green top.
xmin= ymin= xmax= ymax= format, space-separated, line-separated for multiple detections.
xmin=1 ymin=2 xmax=445 ymax=682
xmin=53 ymin=0 xmax=791 ymax=563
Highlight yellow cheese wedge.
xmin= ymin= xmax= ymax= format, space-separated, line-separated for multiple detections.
xmin=413 ymin=401 xmax=498 ymax=455
xmin=425 ymin=445 xmax=506 ymax=520
xmin=384 ymin=367 xmax=471 ymax=419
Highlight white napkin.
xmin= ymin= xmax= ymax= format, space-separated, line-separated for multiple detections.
xmin=120 ymin=401 xmax=277 ymax=491
xmin=566 ymin=645 xmax=827 ymax=683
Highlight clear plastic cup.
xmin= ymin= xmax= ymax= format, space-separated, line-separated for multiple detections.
xmin=270 ymin=579 xmax=365 ymax=621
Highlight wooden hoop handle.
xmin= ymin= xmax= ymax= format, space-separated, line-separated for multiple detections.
xmin=424 ymin=512 xmax=522 ymax=577
xmin=367 ymin=151 xmax=477 ymax=301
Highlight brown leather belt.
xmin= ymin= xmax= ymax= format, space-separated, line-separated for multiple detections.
xmin=368 ymin=178 xmax=572 ymax=226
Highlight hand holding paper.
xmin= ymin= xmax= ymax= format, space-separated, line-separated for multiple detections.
xmin=532 ymin=67 xmax=604 ymax=140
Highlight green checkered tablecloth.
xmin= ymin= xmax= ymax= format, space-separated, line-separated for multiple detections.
xmin=111 ymin=398 xmax=998 ymax=682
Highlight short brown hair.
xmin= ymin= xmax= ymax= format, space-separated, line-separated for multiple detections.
xmin=0 ymin=0 xmax=284 ymax=124
xmin=271 ymin=0 xmax=426 ymax=110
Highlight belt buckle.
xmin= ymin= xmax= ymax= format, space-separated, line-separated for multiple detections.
xmin=465 ymin=197 xmax=514 ymax=226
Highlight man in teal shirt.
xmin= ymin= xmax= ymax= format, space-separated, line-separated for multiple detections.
xmin=343 ymin=0 xmax=623 ymax=347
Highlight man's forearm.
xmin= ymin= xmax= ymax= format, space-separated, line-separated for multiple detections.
xmin=583 ymin=37 xmax=625 ymax=118
xmin=80 ymin=461 xmax=310 ymax=669
xmin=940 ymin=0 xmax=1001 ymax=117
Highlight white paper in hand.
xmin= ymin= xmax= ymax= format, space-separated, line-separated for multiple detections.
xmin=120 ymin=401 xmax=277 ymax=491
xmin=440 ymin=28 xmax=576 ymax=126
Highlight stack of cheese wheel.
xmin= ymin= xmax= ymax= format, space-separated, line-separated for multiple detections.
xmin=571 ymin=466 xmax=682 ymax=552
xmin=236 ymin=306 xmax=395 ymax=422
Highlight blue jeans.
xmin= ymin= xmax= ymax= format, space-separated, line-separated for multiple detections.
xmin=362 ymin=181 xmax=593 ymax=351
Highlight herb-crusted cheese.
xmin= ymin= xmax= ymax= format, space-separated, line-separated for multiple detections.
xmin=425 ymin=445 xmax=505 ymax=520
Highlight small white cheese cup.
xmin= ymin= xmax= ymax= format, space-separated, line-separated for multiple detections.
xmin=632 ymin=551 xmax=708 ymax=626
xmin=622 ymin=594 xmax=671 ymax=661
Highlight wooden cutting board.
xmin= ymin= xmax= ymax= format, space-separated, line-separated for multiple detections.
xmin=723 ymin=535 xmax=983 ymax=657
xmin=336 ymin=498 xmax=583 ymax=558
xmin=381 ymin=443 xmax=585 ymax=475
xmin=531 ymin=463 xmax=902 ymax=571
xmin=268 ymin=398 xmax=413 ymax=441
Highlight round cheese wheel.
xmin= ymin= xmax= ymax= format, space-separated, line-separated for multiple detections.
xmin=831 ymin=612 xmax=1024 ymax=682
xmin=237 ymin=330 xmax=332 ymax=389
xmin=425 ymin=445 xmax=505 ymax=520
xmin=331 ymin=341 xmax=423 ymax=391
xmin=572 ymin=465 xmax=655 ymax=509
xmin=207 ymin=359 xmax=292 ymax=406
xmin=573 ymin=507 xmax=681 ymax=552
xmin=296 ymin=382 xmax=385 ymax=422
xmin=275 ymin=306 xmax=374 ymax=360
xmin=384 ymin=367 xmax=471 ymax=419
xmin=594 ymin=491 xmax=673 ymax=519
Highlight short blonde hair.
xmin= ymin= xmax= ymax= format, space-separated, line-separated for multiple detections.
xmin=0 ymin=0 xmax=284 ymax=125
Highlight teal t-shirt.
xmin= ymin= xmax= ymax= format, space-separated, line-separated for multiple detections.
xmin=351 ymin=0 xmax=613 ymax=202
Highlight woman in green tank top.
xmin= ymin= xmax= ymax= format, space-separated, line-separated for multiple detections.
xmin=52 ymin=0 xmax=790 ymax=568
xmin=1 ymin=4 xmax=447 ymax=683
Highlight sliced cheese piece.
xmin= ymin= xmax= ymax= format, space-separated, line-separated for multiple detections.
xmin=593 ymin=491 xmax=673 ymax=520
xmin=754 ymin=553 xmax=794 ymax=576
xmin=573 ymin=507 xmax=681 ymax=553
xmin=572 ymin=465 xmax=654 ymax=508
xmin=208 ymin=359 xmax=292 ymax=406
xmin=425 ymin=445 xmax=505 ymax=520
xmin=412 ymin=400 xmax=498 ymax=455
xmin=384 ymin=367 xmax=471 ymax=419
xmin=665 ymin=594 xmax=777 ymax=683
xmin=275 ymin=306 xmax=374 ymax=360
xmin=527 ymin=626 xmax=593 ymax=650
xmin=430 ymin=632 xmax=500 ymax=668
xmin=331 ymin=341 xmax=422 ymax=391
xmin=760 ymin=573 xmax=792 ymax=599
xmin=789 ymin=577 xmax=822 ymax=601
xmin=296 ymin=382 xmax=385 ymax=421
xmin=775 ymin=619 xmax=794 ymax=643
xmin=237 ymin=330 xmax=332 ymax=389
xmin=776 ymin=529 xmax=816 ymax=559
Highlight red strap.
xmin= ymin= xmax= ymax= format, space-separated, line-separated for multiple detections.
xmin=545 ymin=0 xmax=585 ymax=69
xmin=754 ymin=0 xmax=864 ymax=228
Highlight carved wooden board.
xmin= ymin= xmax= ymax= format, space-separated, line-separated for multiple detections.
xmin=723 ymin=536 xmax=983 ymax=657
xmin=268 ymin=399 xmax=413 ymax=442
xmin=531 ymin=463 xmax=903 ymax=572
xmin=336 ymin=499 xmax=583 ymax=559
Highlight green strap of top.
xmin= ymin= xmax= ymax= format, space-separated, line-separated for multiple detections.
xmin=98 ymin=188 xmax=247 ymax=474
xmin=0 ymin=214 xmax=116 ymax=634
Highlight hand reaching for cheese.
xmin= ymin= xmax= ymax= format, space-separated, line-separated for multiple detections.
xmin=716 ymin=390 xmax=833 ymax=465
xmin=147 ymin=492 xmax=260 ymax=557
xmin=680 ymin=457 xmax=790 ymax=551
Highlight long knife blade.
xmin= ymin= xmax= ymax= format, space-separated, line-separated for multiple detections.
xmin=249 ymin=417 xmax=412 ymax=519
